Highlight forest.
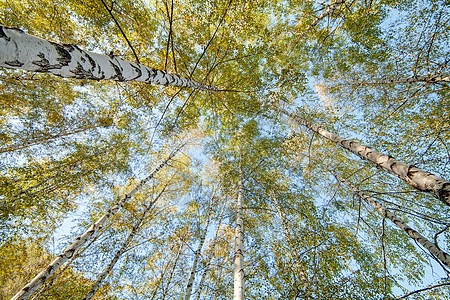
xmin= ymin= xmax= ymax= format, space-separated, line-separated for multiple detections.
xmin=0 ymin=0 xmax=449 ymax=299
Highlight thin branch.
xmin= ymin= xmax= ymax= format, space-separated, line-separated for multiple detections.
xmin=189 ymin=0 xmax=232 ymax=79
xmin=99 ymin=0 xmax=140 ymax=64
xmin=163 ymin=0 xmax=174 ymax=72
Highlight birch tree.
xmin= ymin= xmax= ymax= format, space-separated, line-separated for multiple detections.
xmin=183 ymin=189 xmax=215 ymax=300
xmin=82 ymin=178 xmax=173 ymax=300
xmin=330 ymin=168 xmax=450 ymax=268
xmin=0 ymin=26 xmax=217 ymax=91
xmin=276 ymin=107 xmax=450 ymax=205
xmin=233 ymin=154 xmax=245 ymax=300
xmin=11 ymin=146 xmax=183 ymax=300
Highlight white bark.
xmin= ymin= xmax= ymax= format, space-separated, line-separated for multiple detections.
xmin=0 ymin=25 xmax=217 ymax=91
xmin=194 ymin=217 xmax=223 ymax=300
xmin=292 ymin=0 xmax=345 ymax=40
xmin=277 ymin=107 xmax=450 ymax=206
xmin=184 ymin=189 xmax=216 ymax=300
xmin=233 ymin=157 xmax=245 ymax=300
xmin=331 ymin=169 xmax=450 ymax=268
xmin=11 ymin=147 xmax=182 ymax=300
xmin=305 ymin=0 xmax=345 ymax=31
xmin=355 ymin=74 xmax=450 ymax=86
xmin=82 ymin=181 xmax=170 ymax=300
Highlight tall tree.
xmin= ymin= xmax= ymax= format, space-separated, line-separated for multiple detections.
xmin=330 ymin=168 xmax=450 ymax=268
xmin=11 ymin=145 xmax=183 ymax=300
xmin=275 ymin=107 xmax=450 ymax=205
xmin=233 ymin=151 xmax=245 ymax=300
xmin=0 ymin=26 xmax=217 ymax=90
xmin=2 ymin=0 xmax=450 ymax=298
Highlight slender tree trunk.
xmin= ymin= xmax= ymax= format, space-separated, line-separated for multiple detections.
xmin=276 ymin=107 xmax=450 ymax=205
xmin=195 ymin=216 xmax=223 ymax=300
xmin=353 ymin=74 xmax=450 ymax=86
xmin=0 ymin=26 xmax=217 ymax=91
xmin=82 ymin=181 xmax=171 ymax=300
xmin=184 ymin=189 xmax=216 ymax=300
xmin=330 ymin=168 xmax=450 ymax=268
xmin=162 ymin=245 xmax=183 ymax=300
xmin=234 ymin=153 xmax=245 ymax=300
xmin=11 ymin=147 xmax=182 ymax=300
xmin=32 ymin=225 xmax=107 ymax=300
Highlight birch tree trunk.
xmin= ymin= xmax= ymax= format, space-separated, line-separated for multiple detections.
xmin=354 ymin=74 xmax=450 ymax=86
xmin=330 ymin=168 xmax=450 ymax=268
xmin=0 ymin=25 xmax=217 ymax=91
xmin=184 ymin=189 xmax=216 ymax=300
xmin=302 ymin=0 xmax=345 ymax=32
xmin=195 ymin=216 xmax=223 ymax=300
xmin=11 ymin=147 xmax=182 ymax=300
xmin=276 ymin=107 xmax=450 ymax=206
xmin=82 ymin=180 xmax=171 ymax=300
xmin=233 ymin=154 xmax=245 ymax=300
xmin=162 ymin=245 xmax=183 ymax=300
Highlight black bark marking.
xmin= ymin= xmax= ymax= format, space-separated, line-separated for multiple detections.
xmin=109 ymin=61 xmax=124 ymax=81
xmin=144 ymin=68 xmax=152 ymax=82
xmin=73 ymin=62 xmax=94 ymax=78
xmin=439 ymin=182 xmax=450 ymax=203
xmin=162 ymin=73 xmax=169 ymax=86
xmin=5 ymin=60 xmax=24 ymax=67
xmin=406 ymin=165 xmax=418 ymax=179
xmin=0 ymin=26 xmax=10 ymax=41
xmin=389 ymin=161 xmax=397 ymax=171
xmin=98 ymin=71 xmax=105 ymax=80
xmin=130 ymin=63 xmax=142 ymax=80
xmin=32 ymin=51 xmax=70 ymax=72
xmin=50 ymin=42 xmax=72 ymax=66
xmin=149 ymin=68 xmax=157 ymax=81
xmin=10 ymin=27 xmax=25 ymax=33
xmin=84 ymin=52 xmax=97 ymax=71
xmin=63 ymin=43 xmax=75 ymax=52
xmin=66 ymin=248 xmax=76 ymax=258
xmin=32 ymin=55 xmax=51 ymax=71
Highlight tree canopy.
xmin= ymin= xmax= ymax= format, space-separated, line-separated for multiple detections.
xmin=0 ymin=0 xmax=449 ymax=299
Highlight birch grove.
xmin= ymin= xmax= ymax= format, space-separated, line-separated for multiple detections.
xmin=2 ymin=0 xmax=450 ymax=298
